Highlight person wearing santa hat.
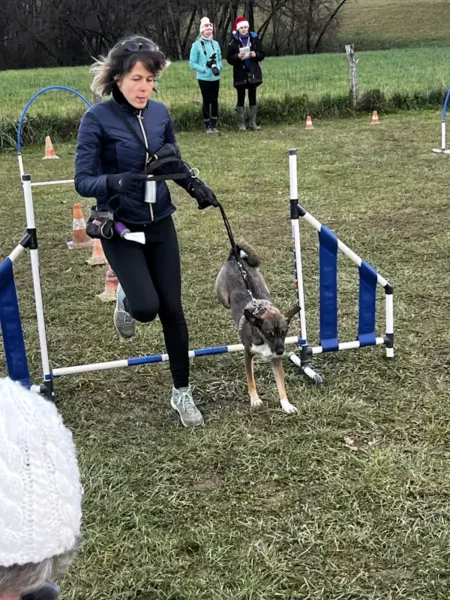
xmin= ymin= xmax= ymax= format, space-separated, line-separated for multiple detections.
xmin=226 ymin=16 xmax=265 ymax=131
xmin=189 ymin=17 xmax=223 ymax=133
xmin=0 ymin=377 xmax=82 ymax=600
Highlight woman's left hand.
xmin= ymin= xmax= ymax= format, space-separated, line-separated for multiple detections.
xmin=187 ymin=178 xmax=219 ymax=209
xmin=250 ymin=51 xmax=256 ymax=57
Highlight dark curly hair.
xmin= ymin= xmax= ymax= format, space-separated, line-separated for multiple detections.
xmin=90 ymin=35 xmax=170 ymax=97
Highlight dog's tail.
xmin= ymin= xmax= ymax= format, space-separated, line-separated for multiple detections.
xmin=229 ymin=240 xmax=261 ymax=268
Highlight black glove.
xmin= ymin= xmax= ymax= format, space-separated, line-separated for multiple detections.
xmin=106 ymin=172 xmax=147 ymax=194
xmin=86 ymin=206 xmax=114 ymax=239
xmin=154 ymin=143 xmax=181 ymax=161
xmin=187 ymin=178 xmax=219 ymax=210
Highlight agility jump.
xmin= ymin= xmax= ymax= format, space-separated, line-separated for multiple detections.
xmin=432 ymin=88 xmax=450 ymax=155
xmin=0 ymin=88 xmax=394 ymax=399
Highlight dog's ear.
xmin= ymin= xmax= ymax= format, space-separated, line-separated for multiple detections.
xmin=283 ymin=304 xmax=301 ymax=323
xmin=244 ymin=308 xmax=263 ymax=328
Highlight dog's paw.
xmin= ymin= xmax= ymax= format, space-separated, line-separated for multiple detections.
xmin=280 ymin=399 xmax=298 ymax=414
xmin=250 ymin=395 xmax=263 ymax=408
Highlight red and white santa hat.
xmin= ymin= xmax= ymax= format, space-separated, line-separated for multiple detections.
xmin=200 ymin=17 xmax=214 ymax=35
xmin=233 ymin=16 xmax=249 ymax=34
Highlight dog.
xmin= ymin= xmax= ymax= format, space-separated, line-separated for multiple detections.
xmin=216 ymin=241 xmax=300 ymax=413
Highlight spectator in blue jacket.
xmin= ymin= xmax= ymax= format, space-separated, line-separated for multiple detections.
xmin=75 ymin=35 xmax=219 ymax=428
xmin=189 ymin=17 xmax=222 ymax=133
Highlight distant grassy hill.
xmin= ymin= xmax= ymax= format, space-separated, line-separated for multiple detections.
xmin=2 ymin=43 xmax=450 ymax=148
xmin=333 ymin=0 xmax=450 ymax=50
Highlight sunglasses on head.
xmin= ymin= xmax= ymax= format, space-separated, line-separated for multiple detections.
xmin=122 ymin=40 xmax=158 ymax=52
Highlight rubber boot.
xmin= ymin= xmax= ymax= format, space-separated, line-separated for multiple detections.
xmin=236 ymin=106 xmax=246 ymax=131
xmin=249 ymin=105 xmax=260 ymax=130
xmin=210 ymin=116 xmax=219 ymax=133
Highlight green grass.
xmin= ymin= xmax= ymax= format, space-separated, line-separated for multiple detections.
xmin=1 ymin=45 xmax=450 ymax=148
xmin=1 ymin=111 xmax=450 ymax=598
xmin=336 ymin=0 xmax=450 ymax=50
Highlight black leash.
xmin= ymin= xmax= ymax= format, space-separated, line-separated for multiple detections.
xmin=216 ymin=201 xmax=257 ymax=304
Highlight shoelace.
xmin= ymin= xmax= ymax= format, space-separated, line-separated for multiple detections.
xmin=179 ymin=390 xmax=197 ymax=415
xmin=118 ymin=307 xmax=134 ymax=324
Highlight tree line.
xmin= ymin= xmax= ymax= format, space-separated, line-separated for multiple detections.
xmin=0 ymin=0 xmax=350 ymax=69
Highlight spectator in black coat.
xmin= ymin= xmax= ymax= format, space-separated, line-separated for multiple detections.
xmin=226 ymin=17 xmax=265 ymax=131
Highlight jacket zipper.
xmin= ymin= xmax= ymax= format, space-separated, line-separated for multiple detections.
xmin=137 ymin=110 xmax=154 ymax=222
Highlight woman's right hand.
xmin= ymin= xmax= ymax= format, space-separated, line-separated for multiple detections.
xmin=106 ymin=172 xmax=148 ymax=194
xmin=238 ymin=52 xmax=246 ymax=59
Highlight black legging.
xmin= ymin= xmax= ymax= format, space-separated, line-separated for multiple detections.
xmin=236 ymin=84 xmax=257 ymax=107
xmin=101 ymin=216 xmax=189 ymax=389
xmin=198 ymin=79 xmax=220 ymax=121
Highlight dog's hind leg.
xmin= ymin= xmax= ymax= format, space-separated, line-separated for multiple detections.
xmin=245 ymin=351 xmax=263 ymax=408
xmin=272 ymin=358 xmax=298 ymax=414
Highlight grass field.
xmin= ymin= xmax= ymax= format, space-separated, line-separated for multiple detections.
xmin=1 ymin=44 xmax=450 ymax=148
xmin=1 ymin=110 xmax=449 ymax=598
xmin=336 ymin=0 xmax=450 ymax=50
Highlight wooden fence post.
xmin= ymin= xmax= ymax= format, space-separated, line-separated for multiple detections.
xmin=345 ymin=44 xmax=358 ymax=109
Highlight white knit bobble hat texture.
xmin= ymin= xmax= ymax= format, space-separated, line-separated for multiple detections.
xmin=200 ymin=16 xmax=213 ymax=34
xmin=0 ymin=377 xmax=82 ymax=567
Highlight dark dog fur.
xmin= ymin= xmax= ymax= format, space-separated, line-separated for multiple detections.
xmin=216 ymin=242 xmax=300 ymax=413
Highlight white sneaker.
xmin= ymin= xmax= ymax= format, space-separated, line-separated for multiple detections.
xmin=170 ymin=386 xmax=204 ymax=427
xmin=113 ymin=284 xmax=136 ymax=339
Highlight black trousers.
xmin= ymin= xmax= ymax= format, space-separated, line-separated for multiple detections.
xmin=236 ymin=83 xmax=257 ymax=107
xmin=198 ymin=79 xmax=220 ymax=121
xmin=101 ymin=217 xmax=189 ymax=389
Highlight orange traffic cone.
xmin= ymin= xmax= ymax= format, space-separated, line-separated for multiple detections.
xmin=97 ymin=265 xmax=118 ymax=302
xmin=67 ymin=204 xmax=94 ymax=249
xmin=371 ymin=111 xmax=380 ymax=125
xmin=86 ymin=239 xmax=107 ymax=266
xmin=42 ymin=136 xmax=59 ymax=160
xmin=305 ymin=116 xmax=314 ymax=130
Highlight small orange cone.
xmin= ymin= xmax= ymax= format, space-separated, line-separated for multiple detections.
xmin=67 ymin=204 xmax=94 ymax=249
xmin=97 ymin=265 xmax=118 ymax=302
xmin=305 ymin=116 xmax=314 ymax=130
xmin=42 ymin=136 xmax=60 ymax=160
xmin=86 ymin=239 xmax=107 ymax=266
xmin=371 ymin=111 xmax=381 ymax=125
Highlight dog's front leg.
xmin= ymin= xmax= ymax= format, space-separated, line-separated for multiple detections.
xmin=245 ymin=350 xmax=263 ymax=407
xmin=272 ymin=358 xmax=298 ymax=414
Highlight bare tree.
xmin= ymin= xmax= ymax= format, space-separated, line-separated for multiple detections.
xmin=0 ymin=0 xmax=351 ymax=69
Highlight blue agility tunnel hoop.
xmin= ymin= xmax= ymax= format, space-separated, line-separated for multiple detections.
xmin=0 ymin=100 xmax=395 ymax=396
xmin=432 ymin=88 xmax=450 ymax=155
xmin=17 ymin=86 xmax=92 ymax=179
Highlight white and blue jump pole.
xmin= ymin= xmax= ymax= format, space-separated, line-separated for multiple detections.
xmin=287 ymin=149 xmax=394 ymax=381
xmin=0 ymin=89 xmax=394 ymax=398
xmin=432 ymin=88 xmax=450 ymax=154
xmin=14 ymin=87 xmax=93 ymax=397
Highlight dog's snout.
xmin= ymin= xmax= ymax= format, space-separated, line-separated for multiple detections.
xmin=275 ymin=346 xmax=285 ymax=356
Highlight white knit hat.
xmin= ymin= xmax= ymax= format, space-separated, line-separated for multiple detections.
xmin=0 ymin=378 xmax=82 ymax=567
xmin=200 ymin=16 xmax=213 ymax=35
